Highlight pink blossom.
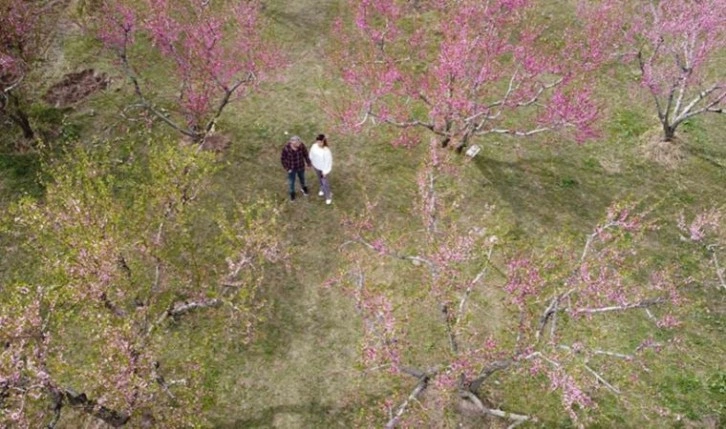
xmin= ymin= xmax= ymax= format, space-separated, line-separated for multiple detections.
xmin=529 ymin=358 xmax=544 ymax=376
xmin=485 ymin=336 xmax=497 ymax=350
xmin=370 ymin=239 xmax=388 ymax=255
xmin=548 ymin=369 xmax=595 ymax=424
xmin=97 ymin=3 xmax=136 ymax=50
xmin=504 ymin=257 xmax=543 ymax=307
xmin=656 ymin=314 xmax=681 ymax=329
xmin=677 ymin=208 xmax=722 ymax=243
xmin=636 ymin=337 xmax=663 ymax=354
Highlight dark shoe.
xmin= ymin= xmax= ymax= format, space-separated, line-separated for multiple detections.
xmin=290 ymin=192 xmax=296 ymax=201
xmin=302 ymin=186 xmax=309 ymax=196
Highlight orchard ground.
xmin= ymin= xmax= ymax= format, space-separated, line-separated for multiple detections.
xmin=1 ymin=0 xmax=724 ymax=427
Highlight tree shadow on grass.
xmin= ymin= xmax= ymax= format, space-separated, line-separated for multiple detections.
xmin=684 ymin=144 xmax=726 ymax=171
xmin=0 ymin=151 xmax=44 ymax=201
xmin=262 ymin=0 xmax=340 ymax=46
xmin=473 ymin=154 xmax=637 ymax=238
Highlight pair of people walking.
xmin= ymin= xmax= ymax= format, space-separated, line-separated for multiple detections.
xmin=280 ymin=134 xmax=333 ymax=204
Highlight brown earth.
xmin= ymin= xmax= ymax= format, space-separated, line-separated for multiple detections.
xmin=43 ymin=69 xmax=109 ymax=108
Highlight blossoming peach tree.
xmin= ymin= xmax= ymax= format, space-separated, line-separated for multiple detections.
xmin=93 ymin=0 xmax=285 ymax=142
xmin=334 ymin=141 xmax=700 ymax=427
xmin=585 ymin=0 xmax=725 ymax=142
xmin=0 ymin=0 xmax=60 ymax=140
xmin=328 ymin=0 xmax=605 ymax=151
xmin=0 ymin=138 xmax=284 ymax=427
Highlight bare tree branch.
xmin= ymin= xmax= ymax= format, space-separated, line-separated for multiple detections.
xmin=152 ymin=361 xmax=176 ymax=400
xmin=441 ymin=302 xmax=458 ymax=354
xmin=400 ymin=367 xmax=426 ymax=379
xmin=536 ymin=289 xmax=573 ymax=341
xmin=673 ymin=84 xmax=725 ymax=126
xmin=354 ymin=238 xmax=438 ymax=272
xmin=584 ymin=364 xmax=621 ymax=395
xmin=707 ymin=244 xmax=726 ymax=291
xmin=147 ymin=298 xmax=222 ymax=335
xmin=115 ymin=29 xmax=199 ymax=139
xmin=385 ymin=376 xmax=429 ymax=429
xmin=168 ymin=298 xmax=222 ymax=318
xmin=469 ymin=359 xmax=514 ymax=393
xmin=367 ymin=110 xmax=440 ymax=135
xmin=196 ymin=74 xmax=254 ymax=151
xmin=459 ymin=390 xmax=533 ymax=426
xmin=558 ymin=344 xmax=632 ymax=360
xmin=456 ymin=245 xmax=495 ymax=327
xmin=46 ymin=387 xmax=63 ymax=429
xmin=487 ymin=127 xmax=551 ymax=137
xmin=100 ymin=292 xmax=127 ymax=317
xmin=575 ymin=298 xmax=665 ymax=314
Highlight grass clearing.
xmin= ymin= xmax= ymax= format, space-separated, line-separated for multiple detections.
xmin=1 ymin=0 xmax=725 ymax=427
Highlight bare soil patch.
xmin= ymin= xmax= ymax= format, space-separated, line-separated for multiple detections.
xmin=200 ymin=134 xmax=232 ymax=153
xmin=43 ymin=69 xmax=109 ymax=108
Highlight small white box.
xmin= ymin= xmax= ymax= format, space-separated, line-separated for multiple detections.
xmin=465 ymin=144 xmax=481 ymax=158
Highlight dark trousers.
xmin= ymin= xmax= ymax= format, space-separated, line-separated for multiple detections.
xmin=287 ymin=169 xmax=307 ymax=195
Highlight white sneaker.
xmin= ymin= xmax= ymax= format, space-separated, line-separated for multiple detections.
xmin=318 ymin=191 xmax=324 ymax=197
xmin=326 ymin=198 xmax=332 ymax=205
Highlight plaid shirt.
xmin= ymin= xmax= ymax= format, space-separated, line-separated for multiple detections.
xmin=281 ymin=142 xmax=311 ymax=171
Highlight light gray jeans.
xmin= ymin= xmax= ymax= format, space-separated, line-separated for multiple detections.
xmin=314 ymin=168 xmax=331 ymax=199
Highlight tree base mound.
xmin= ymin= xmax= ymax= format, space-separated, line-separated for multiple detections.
xmin=639 ymin=128 xmax=687 ymax=169
xmin=180 ymin=133 xmax=232 ymax=153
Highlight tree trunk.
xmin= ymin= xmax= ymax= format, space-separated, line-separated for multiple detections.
xmin=662 ymin=122 xmax=676 ymax=142
xmin=11 ymin=112 xmax=34 ymax=139
xmin=5 ymin=94 xmax=35 ymax=139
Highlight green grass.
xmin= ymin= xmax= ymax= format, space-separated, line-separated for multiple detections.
xmin=0 ymin=152 xmax=44 ymax=201
xmin=1 ymin=0 xmax=725 ymax=427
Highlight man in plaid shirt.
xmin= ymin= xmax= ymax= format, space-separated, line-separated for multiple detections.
xmin=280 ymin=135 xmax=312 ymax=201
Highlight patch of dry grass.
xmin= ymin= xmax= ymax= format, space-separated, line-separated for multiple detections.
xmin=640 ymin=128 xmax=688 ymax=169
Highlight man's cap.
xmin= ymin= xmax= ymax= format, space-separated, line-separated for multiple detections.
xmin=290 ymin=135 xmax=301 ymax=142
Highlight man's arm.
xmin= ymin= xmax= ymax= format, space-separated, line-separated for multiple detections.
xmin=302 ymin=144 xmax=312 ymax=167
xmin=281 ymin=146 xmax=291 ymax=171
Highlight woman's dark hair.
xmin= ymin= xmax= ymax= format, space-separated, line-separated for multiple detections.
xmin=316 ymin=134 xmax=328 ymax=147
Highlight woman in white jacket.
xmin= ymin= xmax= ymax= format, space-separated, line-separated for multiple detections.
xmin=309 ymin=134 xmax=333 ymax=205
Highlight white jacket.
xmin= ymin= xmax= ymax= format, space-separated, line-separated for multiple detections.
xmin=310 ymin=143 xmax=333 ymax=175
